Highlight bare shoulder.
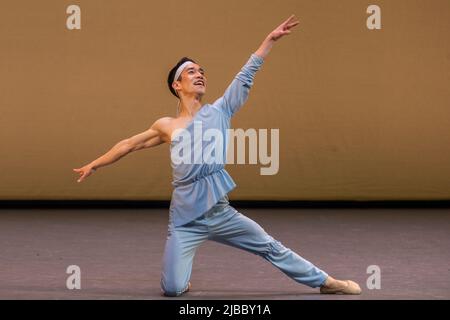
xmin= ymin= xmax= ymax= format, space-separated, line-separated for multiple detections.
xmin=152 ymin=116 xmax=176 ymax=143
xmin=152 ymin=116 xmax=174 ymax=130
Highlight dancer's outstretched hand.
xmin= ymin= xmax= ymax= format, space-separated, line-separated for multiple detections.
xmin=268 ymin=14 xmax=300 ymax=41
xmin=73 ymin=165 xmax=96 ymax=183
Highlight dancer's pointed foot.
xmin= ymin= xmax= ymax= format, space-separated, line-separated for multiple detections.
xmin=320 ymin=276 xmax=361 ymax=295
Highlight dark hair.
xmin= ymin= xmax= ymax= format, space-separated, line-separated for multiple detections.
xmin=167 ymin=57 xmax=197 ymax=98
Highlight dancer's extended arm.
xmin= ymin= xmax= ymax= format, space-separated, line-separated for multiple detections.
xmin=73 ymin=118 xmax=169 ymax=183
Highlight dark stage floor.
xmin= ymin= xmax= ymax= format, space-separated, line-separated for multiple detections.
xmin=0 ymin=207 xmax=449 ymax=300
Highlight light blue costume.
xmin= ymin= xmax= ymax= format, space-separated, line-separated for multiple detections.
xmin=161 ymin=54 xmax=328 ymax=296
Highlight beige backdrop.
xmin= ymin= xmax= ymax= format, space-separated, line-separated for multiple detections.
xmin=0 ymin=0 xmax=449 ymax=200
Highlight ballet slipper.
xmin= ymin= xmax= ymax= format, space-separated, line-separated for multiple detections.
xmin=320 ymin=280 xmax=362 ymax=295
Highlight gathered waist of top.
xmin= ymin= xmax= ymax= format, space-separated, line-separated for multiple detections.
xmin=172 ymin=168 xmax=226 ymax=188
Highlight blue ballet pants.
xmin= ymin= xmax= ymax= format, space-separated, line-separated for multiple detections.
xmin=160 ymin=196 xmax=328 ymax=296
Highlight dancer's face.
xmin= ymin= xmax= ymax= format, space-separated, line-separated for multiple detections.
xmin=173 ymin=63 xmax=207 ymax=98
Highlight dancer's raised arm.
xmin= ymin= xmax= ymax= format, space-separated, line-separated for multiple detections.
xmin=255 ymin=14 xmax=300 ymax=59
xmin=215 ymin=14 xmax=300 ymax=118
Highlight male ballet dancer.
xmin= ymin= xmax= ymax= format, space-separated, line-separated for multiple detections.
xmin=73 ymin=15 xmax=361 ymax=296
